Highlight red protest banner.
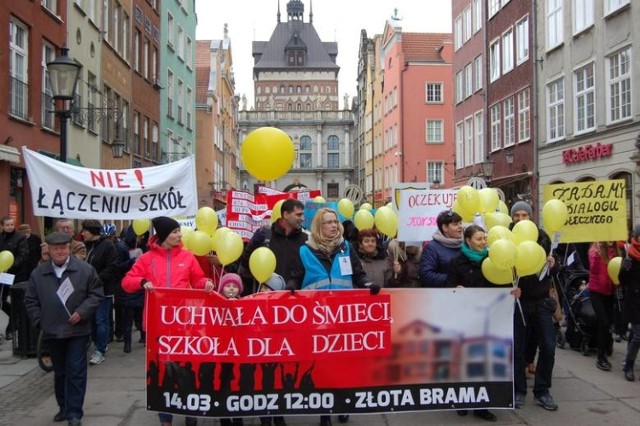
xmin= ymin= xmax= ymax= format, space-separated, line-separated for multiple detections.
xmin=145 ymin=288 xmax=515 ymax=417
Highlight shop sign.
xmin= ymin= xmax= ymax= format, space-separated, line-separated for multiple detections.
xmin=562 ymin=142 xmax=613 ymax=165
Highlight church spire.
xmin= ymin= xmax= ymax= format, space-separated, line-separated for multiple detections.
xmin=309 ymin=0 xmax=313 ymax=23
xmin=277 ymin=0 xmax=281 ymax=23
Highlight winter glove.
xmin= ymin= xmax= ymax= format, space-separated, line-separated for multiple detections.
xmin=368 ymin=283 xmax=381 ymax=295
xmin=622 ymin=257 xmax=633 ymax=272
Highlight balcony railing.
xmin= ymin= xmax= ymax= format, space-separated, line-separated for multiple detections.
xmin=9 ymin=76 xmax=28 ymax=120
xmin=238 ymin=110 xmax=353 ymax=122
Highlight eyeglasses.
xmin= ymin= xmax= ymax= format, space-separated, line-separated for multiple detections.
xmin=322 ymin=220 xmax=340 ymax=225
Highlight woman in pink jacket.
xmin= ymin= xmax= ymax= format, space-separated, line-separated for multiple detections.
xmin=122 ymin=216 xmax=214 ymax=426
xmin=588 ymin=241 xmax=620 ymax=372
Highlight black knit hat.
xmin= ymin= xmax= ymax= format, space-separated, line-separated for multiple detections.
xmin=152 ymin=216 xmax=180 ymax=244
xmin=81 ymin=219 xmax=102 ymax=236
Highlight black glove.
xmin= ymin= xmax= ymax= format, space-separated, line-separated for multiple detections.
xmin=622 ymin=257 xmax=633 ymax=272
xmin=368 ymin=284 xmax=381 ymax=295
xmin=285 ymin=283 xmax=297 ymax=295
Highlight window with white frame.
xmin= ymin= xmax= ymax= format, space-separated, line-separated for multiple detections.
xmin=186 ymin=88 xmax=192 ymax=129
xmin=133 ymin=112 xmax=140 ymax=155
xmin=455 ymin=122 xmax=464 ymax=169
xmin=517 ymin=89 xmax=530 ymax=142
xmin=465 ymin=64 xmax=473 ymax=98
xmin=456 ymin=71 xmax=463 ymax=103
xmin=102 ymin=0 xmax=109 ymax=43
xmin=186 ymin=37 xmax=193 ymax=68
xmin=463 ymin=6 xmax=472 ymax=43
xmin=547 ymin=78 xmax=565 ymax=142
xmin=177 ymin=80 xmax=184 ymax=123
xmin=327 ymin=135 xmax=340 ymax=168
xmin=167 ymin=13 xmax=174 ymax=47
xmin=9 ymin=18 xmax=28 ymax=120
xmin=474 ymin=111 xmax=484 ymax=163
xmin=42 ymin=43 xmax=55 ymax=130
xmin=489 ymin=0 xmax=500 ymax=18
xmin=574 ymin=0 xmax=594 ymax=34
xmin=426 ymin=120 xmax=443 ymax=143
xmin=490 ymin=40 xmax=501 ymax=82
xmin=134 ymin=30 xmax=140 ymax=72
xmin=605 ymin=0 xmax=630 ymax=16
xmin=491 ymin=104 xmax=501 ymax=151
xmin=428 ymin=162 xmax=444 ymax=184
xmin=143 ymin=38 xmax=149 ymax=79
xmin=516 ymin=16 xmax=529 ymax=65
xmin=426 ymin=83 xmax=443 ymax=103
xmin=151 ymin=48 xmax=157 ymax=83
xmin=177 ymin=26 xmax=185 ymax=58
xmin=42 ymin=0 xmax=57 ymax=14
xmin=547 ymin=0 xmax=563 ymax=50
xmin=503 ymin=97 xmax=515 ymax=147
xmin=113 ymin=3 xmax=120 ymax=52
xmin=465 ymin=117 xmax=473 ymax=166
xmin=473 ymin=0 xmax=483 ymax=33
xmin=502 ymin=28 xmax=514 ymax=73
xmin=87 ymin=72 xmax=97 ymax=133
xmin=474 ymin=55 xmax=483 ymax=92
xmin=454 ymin=16 xmax=462 ymax=50
xmin=574 ymin=63 xmax=595 ymax=133
xmin=122 ymin=13 xmax=129 ymax=61
xmin=607 ymin=48 xmax=631 ymax=123
xmin=143 ymin=117 xmax=149 ymax=156
xmin=167 ymin=70 xmax=174 ymax=118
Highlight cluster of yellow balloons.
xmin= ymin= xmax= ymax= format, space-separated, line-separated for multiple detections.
xmin=453 ymin=186 xmax=511 ymax=228
xmin=0 ymin=250 xmax=14 ymax=273
xmin=241 ymin=127 xmax=295 ymax=181
xmin=352 ymin=204 xmax=398 ymax=238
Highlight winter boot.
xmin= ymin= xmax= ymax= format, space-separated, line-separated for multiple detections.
xmin=623 ymin=359 xmax=635 ymax=382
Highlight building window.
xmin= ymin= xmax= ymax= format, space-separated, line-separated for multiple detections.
xmin=575 ymin=63 xmax=595 ymax=133
xmin=177 ymin=26 xmax=184 ymax=58
xmin=455 ymin=72 xmax=463 ymax=103
xmin=454 ymin=16 xmax=462 ymax=50
xmin=605 ymin=0 xmax=630 ymax=16
xmin=547 ymin=0 xmax=563 ymax=50
xmin=102 ymin=0 xmax=109 ymax=43
xmin=42 ymin=43 xmax=56 ymax=130
xmin=133 ymin=112 xmax=140 ymax=155
xmin=167 ymin=13 xmax=174 ymax=47
xmin=465 ymin=117 xmax=473 ymax=167
xmin=426 ymin=83 xmax=443 ymax=103
xmin=456 ymin=122 xmax=464 ymax=169
xmin=426 ymin=120 xmax=443 ymax=143
xmin=327 ymin=135 xmax=339 ymax=168
xmin=327 ymin=183 xmax=339 ymax=199
xmin=299 ymin=135 xmax=312 ymax=168
xmin=491 ymin=104 xmax=501 ymax=151
xmin=167 ymin=70 xmax=174 ymax=118
xmin=87 ymin=73 xmax=97 ymax=133
xmin=547 ymin=78 xmax=565 ymax=142
xmin=473 ymin=0 xmax=483 ymax=33
xmin=574 ymin=0 xmax=594 ymax=34
xmin=143 ymin=39 xmax=149 ymax=79
xmin=502 ymin=28 xmax=514 ymax=74
xmin=474 ymin=111 xmax=484 ymax=163
xmin=517 ymin=89 xmax=530 ymax=142
xmin=42 ymin=0 xmax=57 ymax=13
xmin=516 ymin=16 xmax=529 ymax=65
xmin=503 ymin=97 xmax=515 ymax=147
xmin=427 ymin=162 xmax=444 ymax=184
xmin=474 ymin=55 xmax=483 ymax=92
xmin=489 ymin=0 xmax=500 ymax=18
xmin=186 ymin=88 xmax=192 ymax=129
xmin=134 ymin=30 xmax=140 ymax=72
xmin=122 ymin=13 xmax=129 ymax=61
xmin=607 ymin=48 xmax=631 ymax=124
xmin=463 ymin=6 xmax=472 ymax=43
xmin=464 ymin=64 xmax=473 ymax=98
xmin=9 ymin=18 xmax=28 ymax=120
xmin=490 ymin=39 xmax=500 ymax=82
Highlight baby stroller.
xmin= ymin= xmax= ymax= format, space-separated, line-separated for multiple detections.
xmin=565 ymin=287 xmax=598 ymax=355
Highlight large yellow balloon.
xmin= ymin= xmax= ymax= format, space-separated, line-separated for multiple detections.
xmin=0 ymin=250 xmax=15 ymax=273
xmin=337 ymin=198 xmax=355 ymax=219
xmin=211 ymin=227 xmax=232 ymax=252
xmin=360 ymin=203 xmax=373 ymax=211
xmin=216 ymin=232 xmax=244 ymax=266
xmin=487 ymin=225 xmax=514 ymax=246
xmin=374 ymin=206 xmax=398 ymax=237
xmin=354 ymin=209 xmax=374 ymax=230
xmin=189 ymin=230 xmax=213 ymax=256
xmin=478 ymin=188 xmax=500 ymax=213
xmin=542 ymin=199 xmax=569 ymax=233
xmin=133 ymin=218 xmax=151 ymax=236
xmin=482 ymin=258 xmax=514 ymax=285
xmin=249 ymin=247 xmax=277 ymax=284
xmin=514 ymin=241 xmax=546 ymax=276
xmin=497 ymin=200 xmax=509 ymax=214
xmin=195 ymin=207 xmax=218 ymax=235
xmin=457 ymin=186 xmax=480 ymax=217
xmin=270 ymin=200 xmax=285 ymax=224
xmin=180 ymin=226 xmax=194 ymax=250
xmin=489 ymin=239 xmax=518 ymax=271
xmin=313 ymin=196 xmax=326 ymax=203
xmin=241 ymin=127 xmax=294 ymax=181
xmin=484 ymin=212 xmax=512 ymax=230
xmin=512 ymin=219 xmax=539 ymax=244
xmin=452 ymin=199 xmax=474 ymax=222
xmin=608 ymin=256 xmax=622 ymax=285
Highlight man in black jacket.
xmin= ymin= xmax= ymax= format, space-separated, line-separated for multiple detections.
xmin=0 ymin=216 xmax=28 ymax=339
xmin=25 ymin=231 xmax=103 ymax=426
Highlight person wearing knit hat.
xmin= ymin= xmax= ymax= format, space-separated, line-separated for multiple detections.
xmin=81 ymin=219 xmax=103 ymax=237
xmin=510 ymin=201 xmax=533 ymax=220
xmin=151 ymin=216 xmax=180 ymax=245
xmin=259 ymin=273 xmax=286 ymax=292
xmin=219 ymin=273 xmax=243 ymax=299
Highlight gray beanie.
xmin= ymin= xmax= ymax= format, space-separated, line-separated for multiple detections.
xmin=263 ymin=273 xmax=286 ymax=291
xmin=510 ymin=201 xmax=533 ymax=218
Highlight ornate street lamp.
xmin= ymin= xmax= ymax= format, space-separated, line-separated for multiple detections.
xmin=481 ymin=157 xmax=494 ymax=182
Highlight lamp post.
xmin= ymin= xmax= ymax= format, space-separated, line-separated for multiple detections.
xmin=47 ymin=46 xmax=82 ymax=163
xmin=481 ymin=157 xmax=494 ymax=183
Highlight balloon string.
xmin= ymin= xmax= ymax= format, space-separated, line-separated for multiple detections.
xmin=512 ymin=268 xmax=526 ymax=327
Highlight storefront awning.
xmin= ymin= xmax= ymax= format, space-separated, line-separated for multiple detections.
xmin=37 ymin=149 xmax=84 ymax=167
xmin=0 ymin=145 xmax=21 ymax=163
xmin=490 ymin=171 xmax=533 ymax=187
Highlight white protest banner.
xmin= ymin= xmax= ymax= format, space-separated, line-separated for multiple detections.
xmin=23 ymin=147 xmax=197 ymax=219
xmin=398 ymin=189 xmax=457 ymax=242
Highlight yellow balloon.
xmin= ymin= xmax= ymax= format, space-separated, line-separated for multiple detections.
xmin=249 ymin=247 xmax=277 ymax=284
xmin=514 ymin=241 xmax=546 ymax=276
xmin=313 ymin=196 xmax=326 ymax=203
xmin=542 ymin=199 xmax=568 ymax=233
xmin=270 ymin=200 xmax=285 ymax=224
xmin=132 ymin=218 xmax=150 ymax=236
xmin=386 ymin=202 xmax=393 ymax=209
xmin=189 ymin=230 xmax=212 ymax=256
xmin=497 ymin=200 xmax=509 ymax=214
xmin=0 ymin=250 xmax=15 ymax=273
xmin=374 ymin=206 xmax=398 ymax=238
xmin=512 ymin=219 xmax=539 ymax=244
xmin=478 ymin=188 xmax=500 ymax=213
xmin=195 ymin=207 xmax=218 ymax=235
xmin=241 ymin=127 xmax=294 ymax=181
xmin=489 ymin=239 xmax=517 ymax=271
xmin=337 ymin=198 xmax=355 ymax=219
xmin=360 ymin=203 xmax=373 ymax=211
xmin=482 ymin=258 xmax=514 ymax=285
xmin=487 ymin=225 xmax=514 ymax=246
xmin=457 ymin=186 xmax=480 ymax=216
xmin=216 ymin=232 xmax=244 ymax=266
xmin=354 ymin=209 xmax=374 ymax=230
xmin=452 ymin=199 xmax=474 ymax=222
xmin=211 ymin=227 xmax=232 ymax=252
xmin=180 ymin=226 xmax=194 ymax=250
xmin=608 ymin=256 xmax=622 ymax=285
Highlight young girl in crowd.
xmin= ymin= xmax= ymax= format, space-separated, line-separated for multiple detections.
xmin=218 ymin=273 xmax=243 ymax=300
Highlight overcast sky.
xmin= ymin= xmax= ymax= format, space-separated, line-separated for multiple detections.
xmin=195 ymin=0 xmax=452 ymax=107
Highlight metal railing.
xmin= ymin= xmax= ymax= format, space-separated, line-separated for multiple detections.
xmin=238 ymin=110 xmax=353 ymax=122
xmin=9 ymin=76 xmax=28 ymax=120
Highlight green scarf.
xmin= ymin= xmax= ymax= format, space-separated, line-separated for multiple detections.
xmin=461 ymin=242 xmax=488 ymax=264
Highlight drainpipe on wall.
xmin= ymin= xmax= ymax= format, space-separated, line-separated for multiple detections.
xmin=531 ymin=0 xmax=539 ymax=214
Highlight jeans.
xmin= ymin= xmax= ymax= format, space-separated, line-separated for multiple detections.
xmin=514 ymin=299 xmax=556 ymax=397
xmin=48 ymin=334 xmax=90 ymax=420
xmin=92 ymin=296 xmax=112 ymax=354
